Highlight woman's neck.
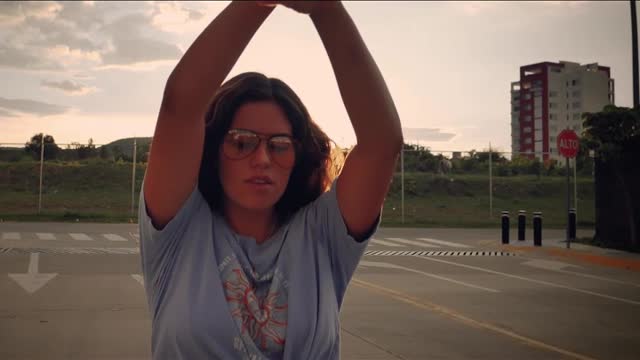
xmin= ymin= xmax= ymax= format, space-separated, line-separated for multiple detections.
xmin=223 ymin=202 xmax=277 ymax=244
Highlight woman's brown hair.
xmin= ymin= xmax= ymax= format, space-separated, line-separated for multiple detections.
xmin=198 ymin=72 xmax=345 ymax=226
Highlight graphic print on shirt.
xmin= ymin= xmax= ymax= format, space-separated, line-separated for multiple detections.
xmin=221 ymin=257 xmax=288 ymax=355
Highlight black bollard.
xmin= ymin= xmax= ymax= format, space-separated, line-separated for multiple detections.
xmin=501 ymin=211 xmax=509 ymax=244
xmin=518 ymin=210 xmax=526 ymax=241
xmin=569 ymin=208 xmax=576 ymax=240
xmin=533 ymin=212 xmax=542 ymax=246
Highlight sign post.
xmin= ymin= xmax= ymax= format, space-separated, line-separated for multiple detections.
xmin=557 ymin=129 xmax=579 ymax=249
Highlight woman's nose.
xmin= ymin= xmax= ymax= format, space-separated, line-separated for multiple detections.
xmin=250 ymin=140 xmax=272 ymax=166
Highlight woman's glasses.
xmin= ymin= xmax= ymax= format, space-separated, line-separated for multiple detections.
xmin=222 ymin=128 xmax=298 ymax=168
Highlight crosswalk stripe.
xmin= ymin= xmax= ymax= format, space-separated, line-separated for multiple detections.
xmin=371 ymin=239 xmax=406 ymax=247
xmin=385 ymin=238 xmax=438 ymax=248
xmin=36 ymin=233 xmax=56 ymax=240
xmin=69 ymin=233 xmax=93 ymax=241
xmin=103 ymin=234 xmax=127 ymax=242
xmin=2 ymin=232 xmax=20 ymax=240
xmin=417 ymin=238 xmax=472 ymax=248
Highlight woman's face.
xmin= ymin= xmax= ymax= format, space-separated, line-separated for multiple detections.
xmin=218 ymin=101 xmax=295 ymax=213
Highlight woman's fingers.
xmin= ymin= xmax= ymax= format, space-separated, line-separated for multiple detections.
xmin=255 ymin=1 xmax=278 ymax=7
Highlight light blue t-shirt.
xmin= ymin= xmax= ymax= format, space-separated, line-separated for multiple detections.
xmin=138 ymin=177 xmax=380 ymax=360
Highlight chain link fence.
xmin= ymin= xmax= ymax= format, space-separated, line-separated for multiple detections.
xmin=1 ymin=138 xmax=594 ymax=227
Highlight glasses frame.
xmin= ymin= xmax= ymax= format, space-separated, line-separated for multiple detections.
xmin=221 ymin=128 xmax=300 ymax=169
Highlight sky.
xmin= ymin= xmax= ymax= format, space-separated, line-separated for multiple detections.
xmin=0 ymin=1 xmax=636 ymax=153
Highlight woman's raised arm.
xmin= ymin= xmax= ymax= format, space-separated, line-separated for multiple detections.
xmin=144 ymin=1 xmax=274 ymax=229
xmin=310 ymin=2 xmax=403 ymax=239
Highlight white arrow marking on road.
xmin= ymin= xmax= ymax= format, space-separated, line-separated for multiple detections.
xmin=359 ymin=260 xmax=499 ymax=293
xmin=131 ymin=274 xmax=144 ymax=286
xmin=417 ymin=238 xmax=472 ymax=248
xmin=8 ymin=253 xmax=58 ymax=294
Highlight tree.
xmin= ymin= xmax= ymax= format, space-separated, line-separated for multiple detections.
xmin=24 ymin=133 xmax=60 ymax=160
xmin=583 ymin=105 xmax=640 ymax=251
xmin=99 ymin=145 xmax=112 ymax=160
xmin=76 ymin=138 xmax=97 ymax=160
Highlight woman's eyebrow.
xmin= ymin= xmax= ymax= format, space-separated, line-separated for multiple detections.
xmin=234 ymin=128 xmax=292 ymax=137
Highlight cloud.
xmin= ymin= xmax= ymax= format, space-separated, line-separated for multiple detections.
xmin=0 ymin=108 xmax=17 ymax=117
xmin=402 ymin=127 xmax=456 ymax=142
xmin=99 ymin=13 xmax=183 ymax=67
xmin=0 ymin=45 xmax=64 ymax=71
xmin=41 ymin=79 xmax=97 ymax=95
xmin=150 ymin=2 xmax=209 ymax=34
xmin=450 ymin=1 xmax=586 ymax=16
xmin=0 ymin=97 xmax=69 ymax=116
xmin=0 ymin=1 xmax=183 ymax=71
xmin=0 ymin=1 xmax=62 ymax=26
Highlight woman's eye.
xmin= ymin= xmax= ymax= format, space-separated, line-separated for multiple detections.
xmin=269 ymin=139 xmax=292 ymax=152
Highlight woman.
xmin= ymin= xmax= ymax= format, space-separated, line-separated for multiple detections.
xmin=139 ymin=1 xmax=403 ymax=359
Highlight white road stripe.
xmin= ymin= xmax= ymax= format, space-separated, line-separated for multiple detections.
xmin=360 ymin=261 xmax=499 ymax=293
xmin=36 ymin=233 xmax=56 ymax=240
xmin=417 ymin=238 xmax=472 ymax=248
xmin=69 ymin=233 xmax=93 ymax=241
xmin=131 ymin=274 xmax=144 ymax=286
xmin=371 ymin=239 xmax=406 ymax=247
xmin=2 ymin=232 xmax=20 ymax=240
xmin=417 ymin=256 xmax=640 ymax=306
xmin=385 ymin=238 xmax=438 ymax=248
xmin=103 ymin=234 xmax=128 ymax=242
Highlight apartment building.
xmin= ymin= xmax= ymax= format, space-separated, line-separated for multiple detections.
xmin=510 ymin=61 xmax=614 ymax=161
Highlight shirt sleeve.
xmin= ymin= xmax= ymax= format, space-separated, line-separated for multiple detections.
xmin=138 ymin=177 xmax=207 ymax=316
xmin=305 ymin=177 xmax=381 ymax=305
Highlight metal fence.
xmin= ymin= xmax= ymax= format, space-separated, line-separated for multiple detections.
xmin=0 ymin=140 xmax=594 ymax=227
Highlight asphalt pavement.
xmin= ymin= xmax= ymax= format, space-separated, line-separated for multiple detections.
xmin=1 ymin=222 xmax=639 ymax=360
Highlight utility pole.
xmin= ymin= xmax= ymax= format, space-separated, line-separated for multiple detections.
xmin=632 ymin=0 xmax=639 ymax=108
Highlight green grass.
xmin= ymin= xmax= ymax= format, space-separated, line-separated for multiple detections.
xmin=0 ymin=162 xmax=595 ymax=228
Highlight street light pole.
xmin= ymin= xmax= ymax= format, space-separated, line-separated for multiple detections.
xmin=632 ymin=0 xmax=639 ymax=108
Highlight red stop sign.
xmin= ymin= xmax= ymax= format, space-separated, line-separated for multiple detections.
xmin=557 ymin=130 xmax=579 ymax=158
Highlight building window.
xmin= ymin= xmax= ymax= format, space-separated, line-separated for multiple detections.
xmin=572 ymin=79 xmax=580 ymax=86
xmin=525 ymin=104 xmax=532 ymax=111
xmin=524 ymin=93 xmax=532 ymax=100
xmin=572 ymin=102 xmax=581 ymax=109
xmin=523 ymin=126 xmax=532 ymax=134
xmin=572 ymin=90 xmax=581 ymax=97
xmin=549 ymin=91 xmax=558 ymax=97
xmin=549 ymin=113 xmax=555 ymax=120
xmin=513 ymin=105 xmax=520 ymax=112
xmin=524 ymin=114 xmax=532 ymax=122
xmin=524 ymin=138 xmax=532 ymax=145
xmin=573 ymin=113 xmax=581 ymax=120
xmin=549 ymin=102 xmax=556 ymax=109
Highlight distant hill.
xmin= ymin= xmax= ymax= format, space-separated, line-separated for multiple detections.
xmin=101 ymin=137 xmax=152 ymax=156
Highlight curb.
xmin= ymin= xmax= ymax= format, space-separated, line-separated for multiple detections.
xmin=501 ymin=245 xmax=640 ymax=272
